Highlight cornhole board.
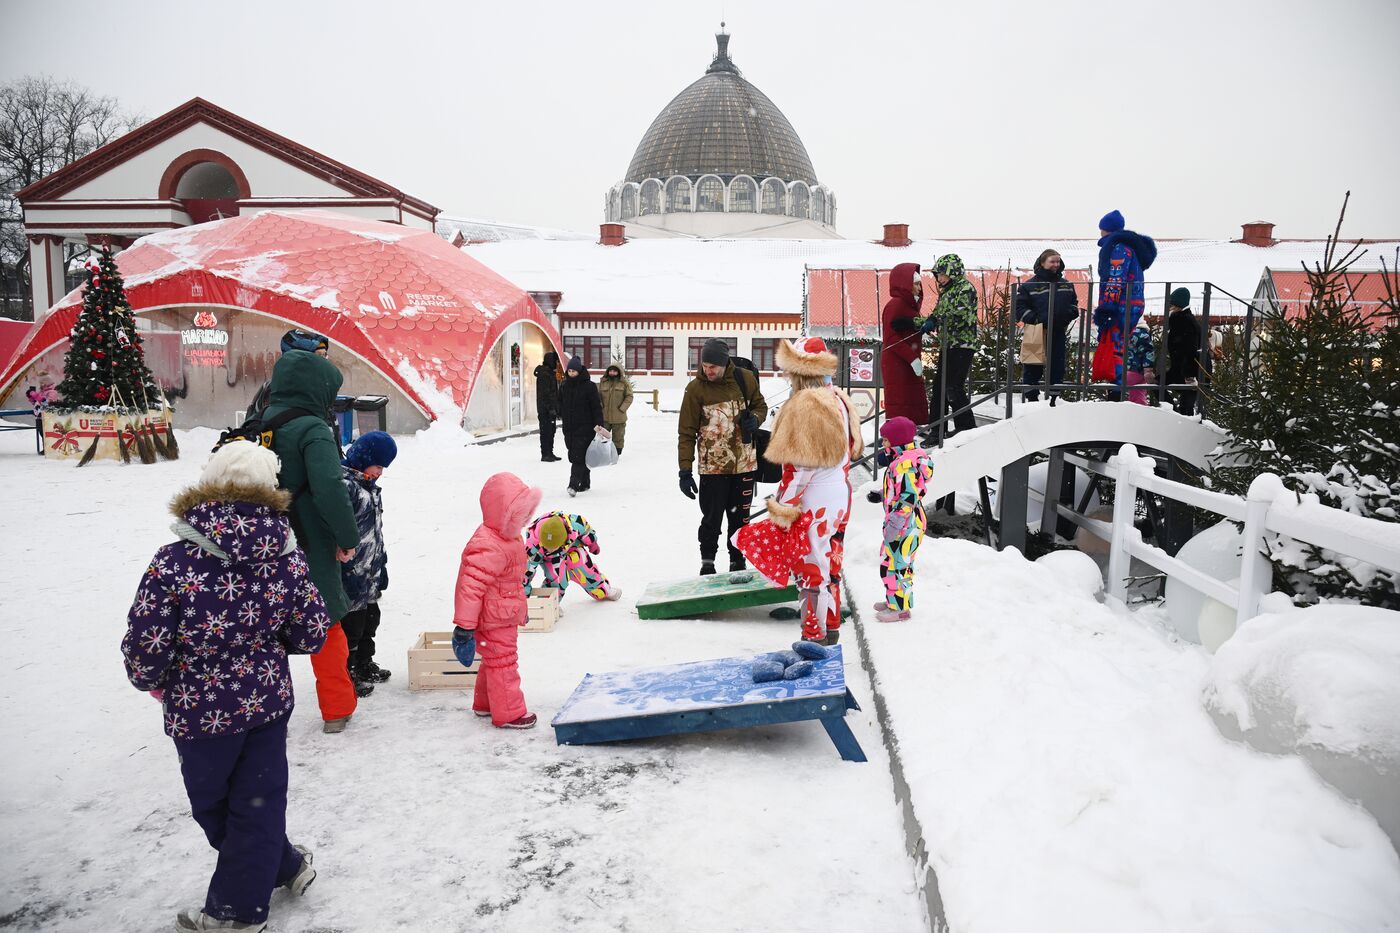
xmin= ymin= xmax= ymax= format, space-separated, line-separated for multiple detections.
xmin=635 ymin=570 xmax=798 ymax=620
xmin=550 ymin=645 xmax=866 ymax=762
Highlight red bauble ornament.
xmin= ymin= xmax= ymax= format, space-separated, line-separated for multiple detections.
xmin=94 ymin=385 xmax=110 ymax=402
xmin=92 ymin=350 xmax=106 ymax=360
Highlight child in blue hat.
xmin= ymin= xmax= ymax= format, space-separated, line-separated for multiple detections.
xmin=339 ymin=431 xmax=397 ymax=692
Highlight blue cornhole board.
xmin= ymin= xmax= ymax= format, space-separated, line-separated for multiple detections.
xmin=551 ymin=645 xmax=866 ymax=762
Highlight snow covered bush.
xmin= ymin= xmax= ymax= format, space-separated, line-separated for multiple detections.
xmin=1206 ymin=201 xmax=1399 ymax=609
xmin=1203 ymin=603 xmax=1400 ymax=851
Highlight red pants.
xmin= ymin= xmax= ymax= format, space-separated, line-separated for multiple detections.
xmin=472 ymin=623 xmax=527 ymax=726
xmin=309 ymin=623 xmax=358 ymax=722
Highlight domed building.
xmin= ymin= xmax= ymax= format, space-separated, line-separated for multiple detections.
xmin=605 ymin=30 xmax=839 ymax=239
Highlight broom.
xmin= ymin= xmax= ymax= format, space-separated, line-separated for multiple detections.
xmin=147 ymin=416 xmax=172 ymax=460
xmin=77 ymin=435 xmax=100 ymax=467
xmin=117 ymin=418 xmax=133 ymax=465
xmin=134 ymin=419 xmax=157 ymax=464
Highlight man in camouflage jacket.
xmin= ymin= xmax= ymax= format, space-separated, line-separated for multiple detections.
xmin=918 ymin=254 xmax=979 ymax=434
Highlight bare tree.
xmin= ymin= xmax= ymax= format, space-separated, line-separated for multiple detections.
xmin=0 ymin=76 xmax=141 ymax=319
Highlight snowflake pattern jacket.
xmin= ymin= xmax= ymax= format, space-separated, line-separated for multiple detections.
xmin=121 ymin=481 xmax=331 ymax=740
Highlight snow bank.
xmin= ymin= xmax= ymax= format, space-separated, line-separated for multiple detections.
xmin=1034 ymin=549 xmax=1104 ymax=599
xmin=1204 ymin=603 xmax=1400 ymax=850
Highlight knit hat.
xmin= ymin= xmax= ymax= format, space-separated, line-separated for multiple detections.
xmin=1169 ymin=287 xmax=1191 ymax=310
xmin=538 ymin=514 xmax=568 ymax=551
xmin=1098 ymin=210 xmax=1125 ymax=234
xmin=567 ymin=355 xmax=585 ymax=373
xmin=701 ymin=338 xmax=730 ymax=367
xmin=343 ymin=431 xmax=397 ymax=471
xmin=880 ymin=416 xmax=918 ymax=447
xmin=776 ymin=336 xmax=838 ymax=377
xmin=201 ymin=441 xmax=281 ymax=489
xmin=280 ymin=329 xmax=329 ymax=354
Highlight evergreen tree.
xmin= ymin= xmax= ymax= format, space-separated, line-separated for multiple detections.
xmin=55 ymin=247 xmax=160 ymax=410
xmin=1206 ymin=197 xmax=1399 ymax=607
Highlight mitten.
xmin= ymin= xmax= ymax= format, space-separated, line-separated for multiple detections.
xmin=451 ymin=627 xmax=477 ymax=669
xmin=792 ymin=640 xmax=830 ymax=661
xmin=678 ymin=469 xmax=697 ymax=499
xmin=149 ymin=689 xmax=165 ymax=702
xmin=783 ymin=660 xmax=815 ymax=680
xmin=751 ymin=660 xmax=785 ymax=683
xmin=910 ymin=359 xmax=924 ymax=377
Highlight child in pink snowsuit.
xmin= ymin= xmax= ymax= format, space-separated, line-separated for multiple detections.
xmin=453 ymin=472 xmax=542 ymax=730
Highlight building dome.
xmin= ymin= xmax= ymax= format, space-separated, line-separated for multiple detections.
xmin=608 ymin=30 xmax=837 ymax=236
xmin=624 ymin=32 xmax=817 ymax=185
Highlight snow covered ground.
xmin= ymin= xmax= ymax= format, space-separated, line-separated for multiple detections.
xmin=0 ymin=409 xmax=921 ymax=932
xmin=3 ymin=409 xmax=1398 ymax=932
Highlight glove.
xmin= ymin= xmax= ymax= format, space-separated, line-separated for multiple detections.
xmin=910 ymin=359 xmax=924 ymax=377
xmin=679 ymin=469 xmax=697 ymax=499
xmin=451 ymin=627 xmax=477 ymax=669
xmin=919 ymin=317 xmax=939 ymax=334
xmin=378 ymin=566 xmax=388 ymax=593
xmin=148 ymin=689 xmax=165 ymax=702
xmin=739 ymin=411 xmax=759 ymax=443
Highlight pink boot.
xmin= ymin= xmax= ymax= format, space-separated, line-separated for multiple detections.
xmin=875 ymin=608 xmax=910 ymax=623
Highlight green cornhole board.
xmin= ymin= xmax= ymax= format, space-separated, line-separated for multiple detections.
xmin=636 ymin=570 xmax=798 ymax=620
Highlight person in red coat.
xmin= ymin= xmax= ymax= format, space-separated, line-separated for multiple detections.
xmin=880 ymin=262 xmax=929 ymax=425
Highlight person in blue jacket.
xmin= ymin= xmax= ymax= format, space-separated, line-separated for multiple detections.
xmin=339 ymin=431 xmax=397 ymax=693
xmin=1092 ymin=210 xmax=1157 ymax=391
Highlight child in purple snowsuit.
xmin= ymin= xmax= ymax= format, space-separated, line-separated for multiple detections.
xmin=121 ymin=441 xmax=330 ymax=932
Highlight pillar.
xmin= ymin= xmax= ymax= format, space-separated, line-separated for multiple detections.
xmin=26 ymin=235 xmax=67 ymax=321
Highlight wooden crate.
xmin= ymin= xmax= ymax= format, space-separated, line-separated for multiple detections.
xmin=407 ymin=631 xmax=479 ymax=692
xmin=523 ymin=587 xmax=560 ymax=633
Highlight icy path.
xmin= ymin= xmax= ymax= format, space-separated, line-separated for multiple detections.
xmin=0 ymin=411 xmax=923 ymax=932
xmin=843 ymin=521 xmax=1400 ymax=931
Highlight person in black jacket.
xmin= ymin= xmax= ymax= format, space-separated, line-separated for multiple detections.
xmin=558 ymin=355 xmax=607 ymax=496
xmin=1014 ymin=249 xmax=1080 ymax=403
xmin=1164 ymin=288 xmax=1202 ymax=416
xmin=534 ymin=350 xmax=563 ymax=462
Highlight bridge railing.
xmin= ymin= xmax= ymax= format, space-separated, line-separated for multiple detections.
xmin=1060 ymin=444 xmax=1400 ymax=630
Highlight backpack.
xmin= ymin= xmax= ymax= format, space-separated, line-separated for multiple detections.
xmin=211 ymin=407 xmax=319 ymax=454
xmin=730 ymin=357 xmax=782 ymax=484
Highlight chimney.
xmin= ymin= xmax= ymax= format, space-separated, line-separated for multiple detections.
xmin=599 ymin=222 xmax=627 ymax=246
xmin=1239 ymin=221 xmax=1276 ymax=247
xmin=880 ymin=223 xmax=911 ymax=247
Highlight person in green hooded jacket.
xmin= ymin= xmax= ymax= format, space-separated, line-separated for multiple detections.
xmin=264 ymin=349 xmax=363 ymax=732
xmin=916 ymin=253 xmax=979 ymax=436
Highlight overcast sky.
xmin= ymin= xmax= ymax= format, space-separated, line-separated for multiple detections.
xmin=7 ymin=0 xmax=1399 ymax=241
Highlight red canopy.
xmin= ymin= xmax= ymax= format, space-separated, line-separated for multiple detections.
xmin=0 ymin=210 xmax=560 ymax=419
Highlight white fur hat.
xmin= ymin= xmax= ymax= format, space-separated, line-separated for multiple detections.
xmin=777 ymin=336 xmax=838 ymax=377
xmin=201 ymin=441 xmax=282 ymax=489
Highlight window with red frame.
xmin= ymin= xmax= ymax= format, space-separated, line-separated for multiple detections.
xmin=750 ymin=338 xmax=781 ymax=372
xmin=688 ymin=336 xmax=737 ymax=371
xmin=625 ymin=336 xmax=673 ymax=372
xmin=563 ymin=336 xmax=612 ymax=372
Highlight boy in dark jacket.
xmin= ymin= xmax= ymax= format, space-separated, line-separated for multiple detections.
xmin=122 ymin=441 xmax=327 ymax=933
xmin=559 ymin=355 xmax=607 ymax=496
xmin=339 ymin=431 xmax=397 ymax=693
xmin=534 ymin=350 xmax=563 ymax=462
xmin=264 ymin=350 xmax=362 ymax=732
xmin=1165 ymin=287 xmax=1201 ymax=415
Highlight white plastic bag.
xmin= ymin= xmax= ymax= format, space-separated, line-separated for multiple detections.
xmin=584 ymin=434 xmax=619 ymax=468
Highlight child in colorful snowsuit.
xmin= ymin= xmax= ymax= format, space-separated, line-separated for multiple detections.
xmin=1124 ymin=319 xmax=1157 ymax=406
xmin=523 ymin=511 xmax=622 ymax=602
xmin=452 ymin=472 xmax=542 ymax=729
xmin=121 ymin=441 xmax=325 ymax=933
xmin=339 ymin=432 xmax=397 ymax=695
xmin=875 ymin=416 xmax=933 ymax=622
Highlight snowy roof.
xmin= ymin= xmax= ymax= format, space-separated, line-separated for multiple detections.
xmin=436 ymin=215 xmax=592 ymax=244
xmin=462 ymin=236 xmax=1400 ymax=318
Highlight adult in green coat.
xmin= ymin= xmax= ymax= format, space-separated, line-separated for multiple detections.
xmin=265 ymin=350 xmax=363 ymax=729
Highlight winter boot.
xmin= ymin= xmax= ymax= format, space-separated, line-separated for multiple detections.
xmin=284 ymin=846 xmax=316 ymax=896
xmin=604 ymin=584 xmax=622 ymax=601
xmin=174 ymin=909 xmax=266 ymax=931
xmin=473 ymin=709 xmax=491 ymax=718
xmin=567 ymin=487 xmax=577 ymax=498
xmin=356 ymin=660 xmax=391 ymax=683
xmin=873 ymin=600 xmax=892 ymax=611
xmin=729 ymin=557 xmax=747 ymax=573
xmin=351 ymin=676 xmax=375 ymax=698
xmin=819 ymin=630 xmax=841 ymax=646
xmin=699 ymin=559 xmax=716 ymax=576
xmin=542 ymin=453 xmax=562 ymax=462
xmin=875 ymin=608 xmax=911 ymax=623
xmin=322 ymin=715 xmax=351 ymax=734
xmin=497 ymin=712 xmax=538 ymax=730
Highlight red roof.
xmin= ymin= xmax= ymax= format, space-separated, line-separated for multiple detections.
xmin=1266 ymin=269 xmax=1397 ymax=330
xmin=0 ymin=210 xmax=561 ymax=420
xmin=804 ymin=266 xmax=1093 ymax=337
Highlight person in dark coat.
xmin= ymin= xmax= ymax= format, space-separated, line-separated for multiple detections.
xmin=534 ymin=350 xmax=563 ymax=462
xmin=1015 ymin=249 xmax=1080 ymax=403
xmin=264 ymin=350 xmax=362 ymax=733
xmin=558 ymin=355 xmax=606 ymax=496
xmin=880 ymin=262 xmax=928 ymax=424
xmin=1092 ymin=210 xmax=1158 ymax=390
xmin=339 ymin=431 xmax=397 ymax=693
xmin=1164 ymin=287 xmax=1202 ymax=415
xmin=122 ymin=441 xmax=327 ymax=932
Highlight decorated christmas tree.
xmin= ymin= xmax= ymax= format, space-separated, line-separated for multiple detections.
xmin=47 ymin=246 xmax=175 ymax=464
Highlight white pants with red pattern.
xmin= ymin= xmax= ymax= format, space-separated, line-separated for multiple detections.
xmin=776 ymin=467 xmax=852 ymax=641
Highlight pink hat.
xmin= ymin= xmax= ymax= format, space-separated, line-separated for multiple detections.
xmin=880 ymin=416 xmax=918 ymax=447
